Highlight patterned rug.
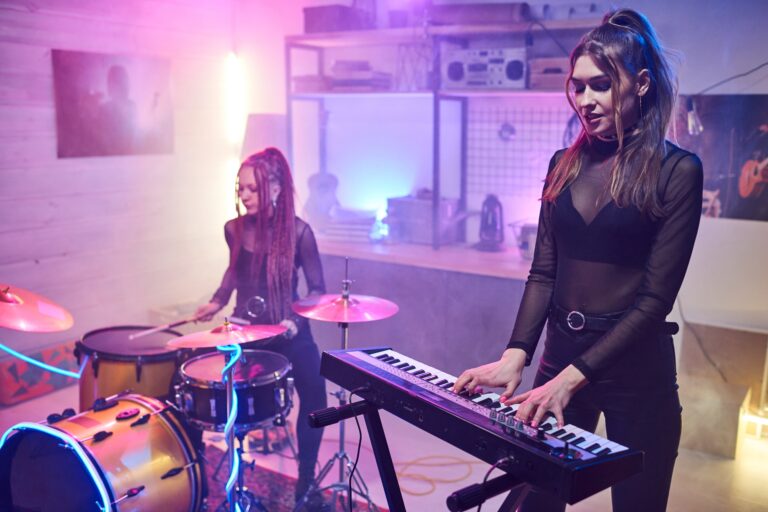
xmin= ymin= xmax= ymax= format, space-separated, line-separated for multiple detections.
xmin=203 ymin=444 xmax=389 ymax=512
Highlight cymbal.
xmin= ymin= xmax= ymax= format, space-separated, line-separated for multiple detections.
xmin=0 ymin=284 xmax=74 ymax=332
xmin=292 ymin=294 xmax=399 ymax=323
xmin=166 ymin=321 xmax=287 ymax=349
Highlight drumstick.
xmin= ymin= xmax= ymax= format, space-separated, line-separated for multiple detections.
xmin=128 ymin=316 xmax=198 ymax=340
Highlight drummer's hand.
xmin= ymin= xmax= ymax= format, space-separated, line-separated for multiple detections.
xmin=280 ymin=319 xmax=298 ymax=339
xmin=453 ymin=348 xmax=527 ymax=400
xmin=194 ymin=301 xmax=223 ymax=322
xmin=506 ymin=364 xmax=587 ymax=428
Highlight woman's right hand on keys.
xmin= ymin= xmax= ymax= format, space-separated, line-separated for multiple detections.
xmin=194 ymin=301 xmax=223 ymax=322
xmin=453 ymin=348 xmax=527 ymax=401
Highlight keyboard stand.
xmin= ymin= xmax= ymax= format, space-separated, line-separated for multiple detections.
xmin=307 ymin=397 xmax=406 ymax=512
xmin=361 ymin=403 xmax=406 ymax=512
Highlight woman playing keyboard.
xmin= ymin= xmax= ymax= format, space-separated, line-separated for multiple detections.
xmin=454 ymin=9 xmax=702 ymax=512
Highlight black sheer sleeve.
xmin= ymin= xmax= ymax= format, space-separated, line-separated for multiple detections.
xmin=211 ymin=220 xmax=238 ymax=306
xmin=505 ymin=151 xmax=563 ymax=363
xmin=297 ymin=221 xmax=327 ymax=296
xmin=287 ymin=220 xmax=326 ymax=327
xmin=571 ymin=153 xmax=704 ymax=380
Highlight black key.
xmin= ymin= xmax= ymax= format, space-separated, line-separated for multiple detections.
xmin=412 ymin=369 xmax=426 ymax=376
xmin=376 ymin=353 xmax=390 ymax=360
xmin=586 ymin=443 xmax=603 ymax=453
xmin=403 ymin=365 xmax=416 ymax=372
xmin=551 ymin=429 xmax=567 ymax=437
xmin=444 ymin=382 xmax=455 ymax=389
xmin=497 ymin=407 xmax=514 ymax=415
xmin=420 ymin=372 xmax=432 ymax=380
xmin=539 ymin=422 xmax=554 ymax=431
xmin=435 ymin=379 xmax=447 ymax=386
xmin=596 ymin=448 xmax=612 ymax=456
xmin=395 ymin=362 xmax=410 ymax=369
xmin=561 ymin=433 xmax=576 ymax=441
xmin=387 ymin=358 xmax=400 ymax=365
xmin=476 ymin=398 xmax=494 ymax=407
xmin=572 ymin=436 xmax=586 ymax=446
xmin=425 ymin=375 xmax=439 ymax=382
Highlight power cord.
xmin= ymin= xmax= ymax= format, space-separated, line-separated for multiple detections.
xmin=676 ymin=296 xmax=728 ymax=383
xmin=347 ymin=388 xmax=367 ymax=511
xmin=525 ymin=18 xmax=572 ymax=56
xmin=477 ymin=455 xmax=515 ymax=512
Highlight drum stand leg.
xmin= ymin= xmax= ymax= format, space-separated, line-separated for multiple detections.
xmin=293 ymin=317 xmax=379 ymax=512
xmin=215 ymin=433 xmax=268 ymax=512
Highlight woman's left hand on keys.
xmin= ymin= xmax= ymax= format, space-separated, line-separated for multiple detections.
xmin=504 ymin=365 xmax=587 ymax=428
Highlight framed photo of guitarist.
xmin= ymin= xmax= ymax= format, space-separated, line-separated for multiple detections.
xmin=676 ymin=94 xmax=768 ymax=222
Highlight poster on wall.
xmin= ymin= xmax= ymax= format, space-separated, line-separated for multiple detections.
xmin=676 ymin=94 xmax=768 ymax=222
xmin=52 ymin=49 xmax=173 ymax=157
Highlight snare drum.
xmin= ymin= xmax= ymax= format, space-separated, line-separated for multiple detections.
xmin=177 ymin=349 xmax=293 ymax=433
xmin=0 ymin=393 xmax=203 ymax=512
xmin=76 ymin=325 xmax=185 ymax=411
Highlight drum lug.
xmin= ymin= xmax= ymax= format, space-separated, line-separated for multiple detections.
xmin=73 ymin=343 xmax=82 ymax=365
xmin=286 ymin=377 xmax=295 ymax=408
xmin=135 ymin=355 xmax=143 ymax=382
xmin=92 ymin=353 xmax=100 ymax=378
xmin=130 ymin=413 xmax=151 ymax=427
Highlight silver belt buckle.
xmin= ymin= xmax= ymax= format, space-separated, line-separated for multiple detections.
xmin=566 ymin=311 xmax=586 ymax=331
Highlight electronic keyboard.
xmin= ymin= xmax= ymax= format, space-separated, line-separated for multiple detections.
xmin=320 ymin=347 xmax=643 ymax=504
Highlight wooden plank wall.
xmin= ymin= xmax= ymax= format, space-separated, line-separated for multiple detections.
xmin=0 ymin=0 xmax=246 ymax=353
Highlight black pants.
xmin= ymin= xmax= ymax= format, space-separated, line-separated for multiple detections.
xmin=250 ymin=325 xmax=327 ymax=476
xmin=518 ymin=320 xmax=682 ymax=512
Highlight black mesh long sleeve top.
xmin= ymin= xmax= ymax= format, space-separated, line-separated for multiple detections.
xmin=211 ymin=217 xmax=326 ymax=325
xmin=506 ymin=139 xmax=703 ymax=381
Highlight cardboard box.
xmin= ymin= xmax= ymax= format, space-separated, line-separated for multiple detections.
xmin=303 ymin=5 xmax=372 ymax=33
xmin=528 ymin=57 xmax=570 ymax=90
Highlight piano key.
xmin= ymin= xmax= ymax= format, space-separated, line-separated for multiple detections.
xmin=372 ymin=350 xmax=619 ymax=451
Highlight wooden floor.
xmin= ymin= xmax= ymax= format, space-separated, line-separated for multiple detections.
xmin=2 ymin=385 xmax=767 ymax=511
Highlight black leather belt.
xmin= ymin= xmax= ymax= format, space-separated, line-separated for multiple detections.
xmin=551 ymin=304 xmax=679 ymax=335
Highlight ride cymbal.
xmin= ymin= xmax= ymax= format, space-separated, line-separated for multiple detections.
xmin=166 ymin=321 xmax=286 ymax=349
xmin=0 ymin=284 xmax=74 ymax=332
xmin=292 ymin=294 xmax=398 ymax=323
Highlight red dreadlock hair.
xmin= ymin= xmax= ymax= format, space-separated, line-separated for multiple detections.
xmin=232 ymin=147 xmax=297 ymax=323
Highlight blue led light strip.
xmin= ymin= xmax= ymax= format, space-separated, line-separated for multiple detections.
xmin=0 ymin=342 xmax=84 ymax=379
xmin=218 ymin=343 xmax=243 ymax=512
xmin=0 ymin=422 xmax=112 ymax=511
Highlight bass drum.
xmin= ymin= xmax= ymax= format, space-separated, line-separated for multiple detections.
xmin=0 ymin=394 xmax=204 ymax=512
xmin=76 ymin=325 xmax=185 ymax=411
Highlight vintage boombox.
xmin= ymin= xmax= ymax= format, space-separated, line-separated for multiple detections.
xmin=441 ymin=47 xmax=527 ymax=89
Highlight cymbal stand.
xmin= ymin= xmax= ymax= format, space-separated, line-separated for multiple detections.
xmin=295 ymin=261 xmax=379 ymax=512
